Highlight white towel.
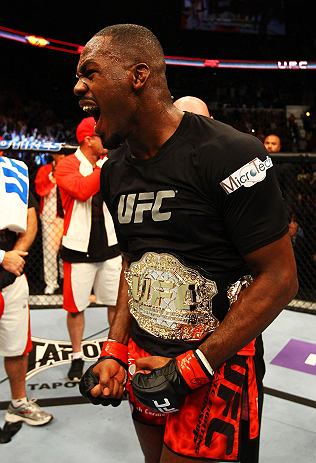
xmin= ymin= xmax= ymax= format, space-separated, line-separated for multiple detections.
xmin=0 ymin=156 xmax=29 ymax=233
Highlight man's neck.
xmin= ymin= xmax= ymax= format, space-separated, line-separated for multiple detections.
xmin=81 ymin=147 xmax=98 ymax=168
xmin=127 ymin=108 xmax=184 ymax=160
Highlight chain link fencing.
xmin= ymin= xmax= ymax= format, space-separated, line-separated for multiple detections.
xmin=3 ymin=150 xmax=316 ymax=313
xmin=272 ymin=153 xmax=316 ymax=314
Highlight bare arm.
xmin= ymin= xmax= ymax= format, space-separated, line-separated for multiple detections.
xmin=199 ymin=232 xmax=298 ymax=369
xmin=136 ymin=233 xmax=298 ymax=374
xmin=107 ymin=253 xmax=134 ymax=345
xmin=13 ymin=207 xmax=38 ymax=252
xmin=90 ymin=253 xmax=133 ymax=399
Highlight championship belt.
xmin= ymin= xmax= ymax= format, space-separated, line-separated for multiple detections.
xmin=227 ymin=275 xmax=253 ymax=306
xmin=124 ymin=252 xmax=220 ymax=341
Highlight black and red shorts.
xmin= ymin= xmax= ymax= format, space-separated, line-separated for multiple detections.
xmin=126 ymin=339 xmax=259 ymax=461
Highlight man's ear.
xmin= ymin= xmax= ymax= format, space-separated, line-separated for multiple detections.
xmin=84 ymin=136 xmax=93 ymax=147
xmin=132 ymin=63 xmax=150 ymax=89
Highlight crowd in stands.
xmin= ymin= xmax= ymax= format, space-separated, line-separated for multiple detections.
xmin=0 ymin=90 xmax=79 ymax=146
xmin=1 ymin=77 xmax=316 ymax=302
xmin=2 ymin=69 xmax=316 ymax=153
xmin=0 ymin=103 xmax=300 ymax=153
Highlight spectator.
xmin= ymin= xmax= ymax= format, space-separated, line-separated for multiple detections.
xmin=35 ymin=153 xmax=65 ymax=295
xmin=264 ymin=133 xmax=296 ymax=221
xmin=0 ymin=156 xmax=53 ymax=426
xmin=55 ymin=117 xmax=121 ymax=382
xmin=173 ymin=95 xmax=211 ymax=117
xmin=263 ymin=133 xmax=281 ymax=153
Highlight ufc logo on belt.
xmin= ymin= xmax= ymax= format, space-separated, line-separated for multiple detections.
xmin=117 ymin=190 xmax=176 ymax=224
xmin=132 ymin=276 xmax=199 ymax=311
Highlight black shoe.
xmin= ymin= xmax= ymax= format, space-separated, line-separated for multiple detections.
xmin=68 ymin=359 xmax=84 ymax=382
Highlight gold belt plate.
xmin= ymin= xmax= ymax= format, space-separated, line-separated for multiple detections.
xmin=124 ymin=252 xmax=220 ymax=341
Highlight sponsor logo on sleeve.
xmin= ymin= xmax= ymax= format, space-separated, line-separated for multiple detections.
xmin=220 ymin=156 xmax=273 ymax=194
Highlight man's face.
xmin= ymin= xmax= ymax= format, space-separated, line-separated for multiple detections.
xmin=264 ymin=135 xmax=281 ymax=152
xmin=74 ymin=36 xmax=134 ymax=149
xmin=289 ymin=220 xmax=298 ymax=237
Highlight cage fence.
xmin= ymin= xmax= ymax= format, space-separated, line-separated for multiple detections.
xmin=2 ymin=150 xmax=316 ymax=313
xmin=271 ymin=153 xmax=316 ymax=313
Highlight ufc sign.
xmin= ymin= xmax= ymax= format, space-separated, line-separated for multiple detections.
xmin=118 ymin=190 xmax=176 ymax=224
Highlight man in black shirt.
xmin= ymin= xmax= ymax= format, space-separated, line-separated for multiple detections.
xmin=173 ymin=95 xmax=266 ymax=463
xmin=75 ymin=25 xmax=298 ymax=463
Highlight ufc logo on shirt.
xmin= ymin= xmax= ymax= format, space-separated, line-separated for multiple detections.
xmin=118 ymin=190 xmax=176 ymax=224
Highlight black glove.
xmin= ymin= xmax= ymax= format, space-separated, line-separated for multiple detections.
xmin=79 ymin=357 xmax=123 ymax=407
xmin=131 ymin=349 xmax=214 ymax=414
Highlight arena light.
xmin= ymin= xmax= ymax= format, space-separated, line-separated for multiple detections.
xmin=166 ymin=56 xmax=313 ymax=70
xmin=1 ymin=25 xmax=316 ymax=69
xmin=26 ymin=35 xmax=50 ymax=47
xmin=0 ymin=25 xmax=82 ymax=54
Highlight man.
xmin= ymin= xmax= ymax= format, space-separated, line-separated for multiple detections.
xmin=264 ymin=133 xmax=295 ymax=221
xmin=35 ymin=153 xmax=65 ymax=295
xmin=263 ymin=133 xmax=281 ymax=153
xmin=76 ymin=25 xmax=298 ymax=463
xmin=174 ymin=95 xmax=266 ymax=463
xmin=55 ymin=117 xmax=121 ymax=382
xmin=0 ymin=156 xmax=53 ymax=426
xmin=173 ymin=95 xmax=211 ymax=117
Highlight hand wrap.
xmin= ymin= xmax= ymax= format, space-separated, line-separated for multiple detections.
xmin=131 ymin=349 xmax=214 ymax=414
xmin=99 ymin=338 xmax=128 ymax=368
xmin=79 ymin=340 xmax=128 ymax=407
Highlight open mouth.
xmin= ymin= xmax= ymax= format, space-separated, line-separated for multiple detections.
xmin=80 ymin=102 xmax=100 ymax=124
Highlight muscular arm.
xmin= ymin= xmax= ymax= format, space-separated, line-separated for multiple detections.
xmin=136 ymin=232 xmax=298 ymax=376
xmin=107 ymin=253 xmax=134 ymax=344
xmin=199 ymin=232 xmax=298 ymax=369
xmin=89 ymin=253 xmax=133 ymax=399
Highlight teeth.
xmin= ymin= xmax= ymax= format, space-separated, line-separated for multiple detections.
xmin=82 ymin=105 xmax=98 ymax=112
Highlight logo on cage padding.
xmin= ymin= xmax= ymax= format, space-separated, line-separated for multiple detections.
xmin=26 ymin=337 xmax=107 ymax=379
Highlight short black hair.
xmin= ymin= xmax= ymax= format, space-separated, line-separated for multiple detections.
xmin=94 ymin=24 xmax=166 ymax=73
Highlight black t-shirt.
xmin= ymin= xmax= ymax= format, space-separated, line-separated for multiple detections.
xmin=100 ymin=112 xmax=288 ymax=356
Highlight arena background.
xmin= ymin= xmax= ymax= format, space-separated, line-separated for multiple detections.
xmin=1 ymin=0 xmax=316 ymax=312
xmin=1 ymin=2 xmax=316 ymax=460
